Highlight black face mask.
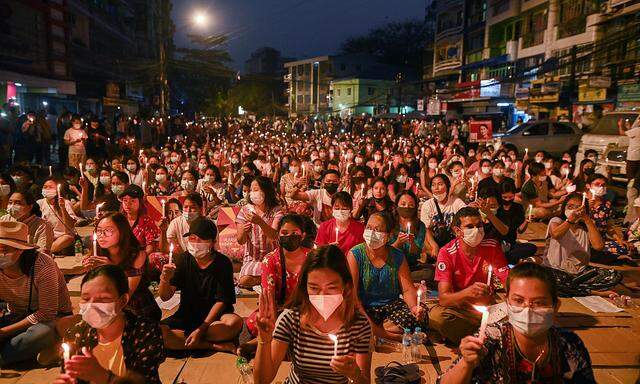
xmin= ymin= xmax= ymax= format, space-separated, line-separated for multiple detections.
xmin=279 ymin=234 xmax=302 ymax=252
xmin=243 ymin=172 xmax=252 ymax=179
xmin=397 ymin=207 xmax=416 ymax=218
xmin=352 ymin=177 xmax=365 ymax=185
xmin=325 ymin=183 xmax=339 ymax=194
xmin=584 ymin=168 xmax=595 ymax=176
xmin=502 ymin=199 xmax=514 ymax=206
xmin=374 ymin=196 xmax=386 ymax=203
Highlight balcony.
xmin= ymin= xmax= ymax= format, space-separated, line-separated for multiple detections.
xmin=557 ymin=17 xmax=586 ymax=39
xmin=523 ymin=31 xmax=544 ymax=48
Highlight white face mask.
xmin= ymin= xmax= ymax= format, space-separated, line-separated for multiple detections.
xmin=333 ymin=209 xmax=351 ymax=222
xmin=428 ymin=163 xmax=437 ymax=170
xmin=461 ymin=227 xmax=484 ymax=247
xmin=156 ymin=174 xmax=167 ymax=183
xmin=314 ymin=165 xmax=323 ymax=173
xmin=198 ymin=163 xmax=207 ymax=171
xmin=182 ymin=211 xmax=199 ymax=222
xmin=564 ymin=208 xmax=577 ymax=219
xmin=111 ymin=185 xmax=124 ymax=196
xmin=560 ymin=168 xmax=570 ymax=177
xmin=99 ymin=176 xmax=110 ymax=186
xmin=492 ymin=168 xmax=503 ymax=177
xmin=126 ymin=164 xmax=137 ymax=172
xmin=42 ymin=188 xmax=57 ymax=199
xmin=434 ymin=192 xmax=447 ymax=203
xmin=7 ymin=204 xmax=23 ymax=218
xmin=250 ymin=190 xmax=265 ymax=205
xmin=451 ymin=170 xmax=461 ymax=178
xmin=79 ymin=302 xmax=118 ymax=329
xmin=181 ymin=179 xmax=195 ymax=191
xmin=481 ymin=166 xmax=491 ymax=175
xmin=363 ymin=229 xmax=387 ymax=249
xmin=309 ymin=294 xmax=343 ymax=321
xmin=374 ymin=154 xmax=382 ymax=162
xmin=289 ymin=166 xmax=299 ymax=174
xmin=507 ymin=304 xmax=554 ymax=337
xmin=396 ymin=175 xmax=407 ymax=184
xmin=187 ymin=241 xmax=210 ymax=259
xmin=566 ymin=184 xmax=576 ymax=193
xmin=535 ymin=156 xmax=544 ymax=163
xmin=544 ymin=162 xmax=553 ymax=170
xmin=590 ymin=186 xmax=606 ymax=197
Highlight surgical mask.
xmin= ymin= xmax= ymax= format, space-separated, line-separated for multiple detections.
xmin=42 ymin=188 xmax=57 ymax=199
xmin=79 ymin=302 xmax=118 ymax=329
xmin=590 ymin=186 xmax=606 ymax=197
xmin=560 ymin=168 xmax=570 ymax=177
xmin=85 ymin=165 xmax=95 ymax=172
xmin=396 ymin=175 xmax=407 ymax=183
xmin=0 ymin=185 xmax=10 ymax=197
xmin=355 ymin=157 xmax=364 ymax=165
xmin=451 ymin=170 xmax=461 ymax=178
xmin=492 ymin=168 xmax=503 ymax=177
xmin=156 ymin=174 xmax=167 ymax=183
xmin=314 ymin=165 xmax=323 ymax=173
xmin=434 ymin=192 xmax=447 ymax=203
xmin=250 ymin=190 xmax=265 ymax=205
xmin=289 ymin=166 xmax=299 ymax=174
xmin=183 ymin=211 xmax=199 ymax=222
xmin=462 ymin=227 xmax=484 ymax=247
xmin=181 ymin=180 xmax=195 ymax=191
xmin=198 ymin=163 xmax=207 ymax=171
xmin=507 ymin=304 xmax=554 ymax=337
xmin=171 ymin=156 xmax=179 ymax=163
xmin=428 ymin=163 xmax=437 ymax=170
xmin=481 ymin=166 xmax=491 ymax=175
xmin=12 ymin=176 xmax=23 ymax=186
xmin=99 ymin=176 xmax=110 ymax=186
xmin=7 ymin=204 xmax=23 ymax=218
xmin=204 ymin=175 xmax=214 ymax=184
xmin=363 ymin=229 xmax=387 ymax=249
xmin=566 ymin=184 xmax=576 ymax=193
xmin=374 ymin=154 xmax=382 ymax=162
xmin=187 ymin=241 xmax=210 ymax=259
xmin=111 ymin=185 xmax=125 ymax=196
xmin=126 ymin=164 xmax=137 ymax=172
xmin=231 ymin=158 xmax=239 ymax=165
xmin=535 ymin=156 xmax=543 ymax=163
xmin=333 ymin=209 xmax=351 ymax=222
xmin=309 ymin=294 xmax=343 ymax=321
xmin=564 ymin=208 xmax=577 ymax=219
xmin=279 ymin=234 xmax=302 ymax=252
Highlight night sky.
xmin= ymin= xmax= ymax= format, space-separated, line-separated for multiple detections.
xmin=172 ymin=0 xmax=426 ymax=70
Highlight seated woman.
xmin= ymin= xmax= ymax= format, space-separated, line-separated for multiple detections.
xmin=389 ymin=190 xmax=432 ymax=282
xmin=109 ymin=171 xmax=129 ymax=199
xmin=316 ymin=191 xmax=365 ymax=255
xmin=239 ymin=214 xmax=311 ymax=357
xmin=347 ymin=212 xmax=427 ymax=342
xmin=420 ymin=174 xmax=466 ymax=255
xmin=119 ymin=185 xmax=159 ymax=257
xmin=353 ymin=177 xmax=395 ymax=222
xmin=253 ymin=244 xmax=372 ymax=384
xmin=85 ymin=212 xmax=161 ymax=321
xmin=521 ymin=162 xmax=566 ymax=220
xmin=172 ymin=169 xmax=198 ymax=198
xmin=439 ymin=262 xmax=596 ymax=384
xmin=0 ymin=221 xmax=72 ymax=365
xmin=148 ymin=166 xmax=176 ymax=196
xmin=236 ymin=176 xmax=283 ymax=288
xmin=124 ymin=156 xmax=144 ymax=187
xmin=56 ymin=265 xmax=165 ymax=384
xmin=545 ymin=193 xmax=637 ymax=296
xmin=159 ymin=217 xmax=242 ymax=352
xmin=497 ymin=179 xmax=537 ymax=264
xmin=1 ymin=191 xmax=53 ymax=253
xmin=37 ymin=178 xmax=79 ymax=254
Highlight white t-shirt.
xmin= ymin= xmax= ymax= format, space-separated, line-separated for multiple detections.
xmin=625 ymin=126 xmax=640 ymax=161
xmin=420 ymin=197 xmax=466 ymax=228
xmin=305 ymin=188 xmax=333 ymax=225
xmin=37 ymin=198 xmax=79 ymax=238
xmin=543 ymin=217 xmax=590 ymax=274
xmin=63 ymin=128 xmax=87 ymax=154
xmin=167 ymin=215 xmax=190 ymax=251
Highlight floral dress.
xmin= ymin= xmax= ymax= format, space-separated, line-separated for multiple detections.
xmin=589 ymin=198 xmax=628 ymax=258
xmin=148 ymin=182 xmax=176 ymax=196
xmin=235 ymin=204 xmax=284 ymax=277
xmin=131 ymin=215 xmax=160 ymax=249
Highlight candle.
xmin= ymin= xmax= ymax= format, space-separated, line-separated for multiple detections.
xmin=486 ymin=265 xmax=493 ymax=286
xmin=169 ymin=243 xmax=174 ymax=265
xmin=57 ymin=184 xmax=61 ymax=199
xmin=162 ymin=200 xmax=166 ymax=218
xmin=388 ymin=161 xmax=392 ymax=170
xmin=527 ymin=204 xmax=533 ymax=221
xmin=95 ymin=202 xmax=104 ymax=219
xmin=335 ymin=225 xmax=339 ymax=243
xmin=407 ymin=222 xmax=411 ymax=234
xmin=62 ymin=342 xmax=70 ymax=362
xmin=79 ymin=163 xmax=83 ymax=178
xmin=582 ymin=192 xmax=586 ymax=206
xmin=472 ymin=305 xmax=489 ymax=340
xmin=49 ymin=165 xmax=52 ymax=177
xmin=417 ymin=287 xmax=422 ymax=306
xmin=93 ymin=232 xmax=97 ymax=257
xmin=525 ymin=148 xmax=529 ymax=156
xmin=328 ymin=333 xmax=338 ymax=357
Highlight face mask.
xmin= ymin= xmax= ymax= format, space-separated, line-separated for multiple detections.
xmin=345 ymin=153 xmax=354 ymax=161
xmin=374 ymin=154 xmax=382 ymax=162
xmin=7 ymin=204 xmax=23 ymax=218
xmin=490 ymin=208 xmax=498 ymax=215
xmin=324 ymin=183 xmax=339 ymax=194
xmin=544 ymin=162 xmax=552 ymax=170
xmin=0 ymin=185 xmax=10 ymax=197
xmin=590 ymin=186 xmax=606 ymax=197
xmin=461 ymin=227 xmax=484 ymax=247
xmin=560 ymin=168 xmax=570 ymax=177
xmin=79 ymin=302 xmax=118 ymax=329
xmin=279 ymin=234 xmax=302 ymax=252
xmin=309 ymin=294 xmax=343 ymax=321
xmin=99 ymin=176 xmax=110 ymax=186
xmin=481 ymin=166 xmax=491 ymax=175
xmin=355 ymin=158 xmax=364 ymax=165
xmin=428 ymin=163 xmax=437 ymax=170
xmin=396 ymin=175 xmax=407 ymax=184
xmin=204 ymin=175 xmax=214 ymax=184
xmin=250 ymin=190 xmax=265 ymax=205
xmin=451 ymin=170 xmax=461 ymax=178
xmin=583 ymin=168 xmax=595 ymax=176
xmin=85 ymin=165 xmax=95 ymax=172
xmin=187 ymin=241 xmax=210 ymax=259
xmin=313 ymin=165 xmax=323 ymax=173
xmin=482 ymin=155 xmax=491 ymax=160
xmin=363 ymin=229 xmax=387 ymax=249
xmin=182 ymin=211 xmax=199 ymax=222
xmin=535 ymin=156 xmax=543 ymax=163
xmin=42 ymin=188 xmax=57 ymax=199
xmin=156 ymin=174 xmax=167 ymax=183
xmin=111 ymin=185 xmax=125 ymax=196
xmin=198 ymin=163 xmax=207 ymax=171
xmin=0 ymin=251 xmax=18 ymax=268
xmin=333 ymin=209 xmax=351 ymax=222
xmin=171 ymin=156 xmax=179 ymax=163
xmin=434 ymin=192 xmax=447 ymax=203
xmin=289 ymin=166 xmax=299 ymax=174
xmin=566 ymin=184 xmax=576 ymax=193
xmin=397 ymin=207 xmax=416 ymax=218
xmin=231 ymin=158 xmax=239 ymax=165
xmin=12 ymin=176 xmax=23 ymax=186
xmin=468 ymin=152 xmax=476 ymax=158
xmin=564 ymin=208 xmax=576 ymax=219
xmin=492 ymin=168 xmax=503 ymax=177
xmin=126 ymin=164 xmax=137 ymax=172
xmin=181 ymin=180 xmax=195 ymax=191
xmin=507 ymin=304 xmax=554 ymax=337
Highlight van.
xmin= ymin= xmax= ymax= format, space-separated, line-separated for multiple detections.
xmin=576 ymin=111 xmax=640 ymax=182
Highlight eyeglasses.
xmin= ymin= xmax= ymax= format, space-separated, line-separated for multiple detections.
xmin=96 ymin=228 xmax=115 ymax=238
xmin=508 ymin=298 xmax=553 ymax=309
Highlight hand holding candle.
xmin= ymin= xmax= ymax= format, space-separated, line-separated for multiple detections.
xmin=62 ymin=342 xmax=70 ymax=362
xmin=527 ymin=204 xmax=533 ymax=222
xmin=486 ymin=265 xmax=493 ymax=286
xmin=93 ymin=232 xmax=97 ymax=257
xmin=328 ymin=333 xmax=338 ymax=357
xmin=169 ymin=243 xmax=174 ymax=265
xmin=472 ymin=305 xmax=489 ymax=341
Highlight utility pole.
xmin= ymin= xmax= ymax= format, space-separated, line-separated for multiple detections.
xmin=568 ymin=45 xmax=577 ymax=120
xmin=395 ymin=72 xmax=404 ymax=114
xmin=159 ymin=41 xmax=168 ymax=116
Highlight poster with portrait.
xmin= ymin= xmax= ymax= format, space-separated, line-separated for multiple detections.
xmin=469 ymin=120 xmax=493 ymax=142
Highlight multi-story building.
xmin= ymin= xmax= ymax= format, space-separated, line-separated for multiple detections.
xmin=0 ymin=0 xmax=76 ymax=112
xmin=330 ymin=78 xmax=395 ymax=117
xmin=244 ymin=47 xmax=292 ymax=77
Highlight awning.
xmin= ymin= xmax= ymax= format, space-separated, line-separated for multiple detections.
xmin=460 ymin=55 xmax=509 ymax=71
xmin=0 ymin=70 xmax=76 ymax=95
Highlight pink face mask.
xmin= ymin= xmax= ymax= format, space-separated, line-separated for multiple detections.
xmin=309 ymin=294 xmax=343 ymax=321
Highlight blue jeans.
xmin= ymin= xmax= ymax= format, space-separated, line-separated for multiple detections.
xmin=0 ymin=314 xmax=56 ymax=365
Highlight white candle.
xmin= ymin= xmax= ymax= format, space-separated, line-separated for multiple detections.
xmin=169 ymin=243 xmax=174 ymax=265
xmin=527 ymin=204 xmax=533 ymax=221
xmin=407 ymin=222 xmax=411 ymax=234
xmin=525 ymin=148 xmax=529 ymax=156
xmin=335 ymin=226 xmax=339 ymax=243
xmin=328 ymin=333 xmax=338 ymax=357
xmin=79 ymin=163 xmax=83 ymax=178
xmin=49 ymin=165 xmax=52 ymax=177
xmin=162 ymin=200 xmax=166 ymax=218
xmin=486 ymin=265 xmax=493 ymax=286
xmin=93 ymin=232 xmax=97 ymax=257
xmin=361 ymin=183 xmax=365 ymax=197
xmin=473 ymin=305 xmax=489 ymax=340
xmin=57 ymin=184 xmax=61 ymax=199
xmin=62 ymin=342 xmax=70 ymax=362
xmin=582 ymin=192 xmax=586 ymax=206
xmin=417 ymin=287 xmax=422 ymax=306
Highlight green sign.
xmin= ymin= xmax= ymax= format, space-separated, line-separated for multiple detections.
xmin=619 ymin=84 xmax=640 ymax=102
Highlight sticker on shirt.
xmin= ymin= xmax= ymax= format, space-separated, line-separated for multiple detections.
xmin=437 ymin=262 xmax=447 ymax=271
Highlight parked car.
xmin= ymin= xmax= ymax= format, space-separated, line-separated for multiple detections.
xmin=493 ymin=120 xmax=582 ymax=156
xmin=576 ymin=110 xmax=640 ymax=182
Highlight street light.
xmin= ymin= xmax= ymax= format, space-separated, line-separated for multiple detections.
xmin=192 ymin=11 xmax=209 ymax=28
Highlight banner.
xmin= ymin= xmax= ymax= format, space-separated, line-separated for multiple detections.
xmin=469 ymin=120 xmax=493 ymax=142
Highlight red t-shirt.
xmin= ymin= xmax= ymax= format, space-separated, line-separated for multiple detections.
xmin=315 ymin=218 xmax=365 ymax=255
xmin=434 ymin=238 xmax=508 ymax=292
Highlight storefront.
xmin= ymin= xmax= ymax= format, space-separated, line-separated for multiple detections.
xmin=0 ymin=70 xmax=76 ymax=113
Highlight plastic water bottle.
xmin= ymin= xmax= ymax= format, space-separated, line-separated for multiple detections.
xmin=412 ymin=327 xmax=425 ymax=363
xmin=402 ymin=328 xmax=413 ymax=363
xmin=236 ymin=356 xmax=254 ymax=383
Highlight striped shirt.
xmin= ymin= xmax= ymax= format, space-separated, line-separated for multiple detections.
xmin=273 ymin=309 xmax=372 ymax=384
xmin=236 ymin=204 xmax=283 ymax=277
xmin=0 ymin=253 xmax=72 ymax=323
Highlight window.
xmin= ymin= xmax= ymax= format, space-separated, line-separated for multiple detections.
xmin=522 ymin=8 xmax=547 ymax=48
xmin=553 ymin=123 xmax=575 ymax=134
xmin=558 ymin=0 xmax=588 ymax=38
xmin=337 ymin=89 xmax=341 ymax=96
xmin=347 ymin=88 xmax=352 ymax=96
xmin=297 ymin=95 xmax=304 ymax=104
xmin=368 ymin=87 xmax=375 ymax=95
xmin=523 ymin=123 xmax=548 ymax=136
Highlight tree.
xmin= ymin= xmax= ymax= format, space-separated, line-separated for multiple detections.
xmin=226 ymin=75 xmax=287 ymax=117
xmin=340 ymin=20 xmax=432 ymax=71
